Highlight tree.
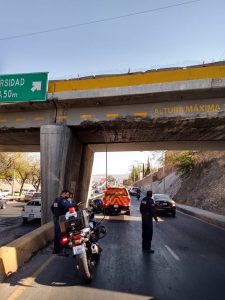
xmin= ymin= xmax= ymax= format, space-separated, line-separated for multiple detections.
xmin=123 ymin=178 xmax=132 ymax=186
xmin=13 ymin=153 xmax=32 ymax=195
xmin=129 ymin=163 xmax=142 ymax=183
xmin=0 ymin=153 xmax=15 ymax=183
xmin=107 ymin=175 xmax=116 ymax=183
xmin=30 ymin=162 xmax=41 ymax=191
xmin=145 ymin=157 xmax=151 ymax=176
xmin=169 ymin=151 xmax=196 ymax=178
xmin=0 ymin=152 xmax=41 ymax=193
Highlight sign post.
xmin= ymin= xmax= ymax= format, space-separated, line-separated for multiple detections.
xmin=0 ymin=72 xmax=48 ymax=102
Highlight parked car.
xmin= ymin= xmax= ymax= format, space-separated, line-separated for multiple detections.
xmin=2 ymin=189 xmax=10 ymax=196
xmin=0 ymin=199 xmax=6 ymax=209
xmin=21 ymin=189 xmax=29 ymax=194
xmin=0 ymin=190 xmax=10 ymax=197
xmin=32 ymin=192 xmax=41 ymax=199
xmin=24 ymin=190 xmax=36 ymax=202
xmin=152 ymin=194 xmax=176 ymax=217
xmin=21 ymin=199 xmax=41 ymax=223
xmin=129 ymin=187 xmax=141 ymax=196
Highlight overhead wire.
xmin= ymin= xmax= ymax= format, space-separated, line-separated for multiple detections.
xmin=0 ymin=0 xmax=200 ymax=41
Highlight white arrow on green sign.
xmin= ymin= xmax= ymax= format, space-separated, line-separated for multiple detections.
xmin=0 ymin=72 xmax=48 ymax=102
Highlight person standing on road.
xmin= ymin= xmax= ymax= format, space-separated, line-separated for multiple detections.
xmin=51 ymin=189 xmax=73 ymax=254
xmin=136 ymin=188 xmax=141 ymax=201
xmin=140 ymin=190 xmax=158 ymax=253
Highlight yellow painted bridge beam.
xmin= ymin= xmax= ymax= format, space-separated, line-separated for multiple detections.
xmin=48 ymin=64 xmax=225 ymax=93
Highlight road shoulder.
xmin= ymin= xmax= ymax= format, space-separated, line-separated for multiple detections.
xmin=177 ymin=203 xmax=225 ymax=229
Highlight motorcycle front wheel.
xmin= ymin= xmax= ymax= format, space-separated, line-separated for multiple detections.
xmin=76 ymin=252 xmax=93 ymax=283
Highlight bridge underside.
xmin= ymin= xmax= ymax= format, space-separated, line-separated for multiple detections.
xmin=1 ymin=63 xmax=225 ymax=223
xmin=1 ymin=115 xmax=225 ymax=152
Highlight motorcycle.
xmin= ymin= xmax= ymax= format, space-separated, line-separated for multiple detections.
xmin=59 ymin=207 xmax=106 ymax=282
xmin=89 ymin=198 xmax=104 ymax=214
xmin=136 ymin=191 xmax=141 ymax=201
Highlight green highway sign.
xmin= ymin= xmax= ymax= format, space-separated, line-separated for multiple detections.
xmin=0 ymin=72 xmax=48 ymax=102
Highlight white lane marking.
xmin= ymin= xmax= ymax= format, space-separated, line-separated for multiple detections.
xmin=165 ymin=245 xmax=180 ymax=261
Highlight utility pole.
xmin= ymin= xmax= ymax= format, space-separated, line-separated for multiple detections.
xmin=163 ymin=151 xmax=166 ymax=193
xmin=11 ymin=169 xmax=15 ymax=196
xmin=105 ymin=144 xmax=108 ymax=189
xmin=142 ymin=163 xmax=145 ymax=179
xmin=141 ymin=151 xmax=152 ymax=190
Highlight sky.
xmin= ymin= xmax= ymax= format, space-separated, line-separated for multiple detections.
xmin=92 ymin=151 xmax=163 ymax=175
xmin=1 ymin=0 xmax=225 ymax=174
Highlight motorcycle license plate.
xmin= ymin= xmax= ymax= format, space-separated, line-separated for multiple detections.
xmin=114 ymin=205 xmax=119 ymax=208
xmin=73 ymin=244 xmax=85 ymax=255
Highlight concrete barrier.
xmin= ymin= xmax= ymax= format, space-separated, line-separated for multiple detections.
xmin=0 ymin=222 xmax=54 ymax=282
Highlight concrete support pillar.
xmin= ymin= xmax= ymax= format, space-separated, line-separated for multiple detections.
xmin=76 ymin=145 xmax=94 ymax=209
xmin=63 ymin=133 xmax=83 ymax=200
xmin=40 ymin=125 xmax=71 ymax=224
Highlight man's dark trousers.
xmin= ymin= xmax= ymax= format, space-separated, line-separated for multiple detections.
xmin=53 ymin=216 xmax=61 ymax=253
xmin=142 ymin=216 xmax=153 ymax=250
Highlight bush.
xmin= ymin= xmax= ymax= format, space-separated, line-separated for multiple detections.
xmin=170 ymin=151 xmax=196 ymax=178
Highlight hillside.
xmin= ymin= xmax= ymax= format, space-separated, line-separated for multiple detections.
xmin=152 ymin=155 xmax=225 ymax=215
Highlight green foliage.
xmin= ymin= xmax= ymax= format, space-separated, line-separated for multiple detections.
xmin=30 ymin=162 xmax=41 ymax=191
xmin=107 ymin=175 xmax=116 ymax=183
xmin=0 ymin=153 xmax=13 ymax=180
xmin=123 ymin=178 xmax=132 ymax=186
xmin=0 ymin=153 xmax=40 ymax=193
xmin=129 ymin=163 xmax=142 ymax=183
xmin=145 ymin=157 xmax=151 ymax=176
xmin=170 ymin=151 xmax=196 ymax=178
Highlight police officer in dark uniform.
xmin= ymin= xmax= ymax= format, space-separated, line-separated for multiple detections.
xmin=140 ymin=190 xmax=158 ymax=253
xmin=51 ymin=189 xmax=73 ymax=254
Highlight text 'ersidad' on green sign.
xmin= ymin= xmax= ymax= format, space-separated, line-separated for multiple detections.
xmin=0 ymin=72 xmax=48 ymax=102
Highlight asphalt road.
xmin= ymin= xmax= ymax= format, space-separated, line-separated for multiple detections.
xmin=0 ymin=201 xmax=41 ymax=246
xmin=1 ymin=196 xmax=225 ymax=300
xmin=0 ymin=202 xmax=22 ymax=228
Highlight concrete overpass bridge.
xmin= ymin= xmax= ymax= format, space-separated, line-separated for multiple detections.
xmin=1 ymin=62 xmax=225 ymax=223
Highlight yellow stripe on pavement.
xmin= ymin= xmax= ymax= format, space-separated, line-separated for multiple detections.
xmin=6 ymin=255 xmax=55 ymax=300
xmin=15 ymin=118 xmax=25 ymax=122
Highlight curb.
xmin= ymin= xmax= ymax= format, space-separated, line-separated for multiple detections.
xmin=177 ymin=206 xmax=225 ymax=230
xmin=0 ymin=222 xmax=54 ymax=282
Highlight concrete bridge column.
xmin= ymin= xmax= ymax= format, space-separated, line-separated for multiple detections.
xmin=40 ymin=125 xmax=71 ymax=224
xmin=76 ymin=145 xmax=94 ymax=209
xmin=63 ymin=133 xmax=83 ymax=201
